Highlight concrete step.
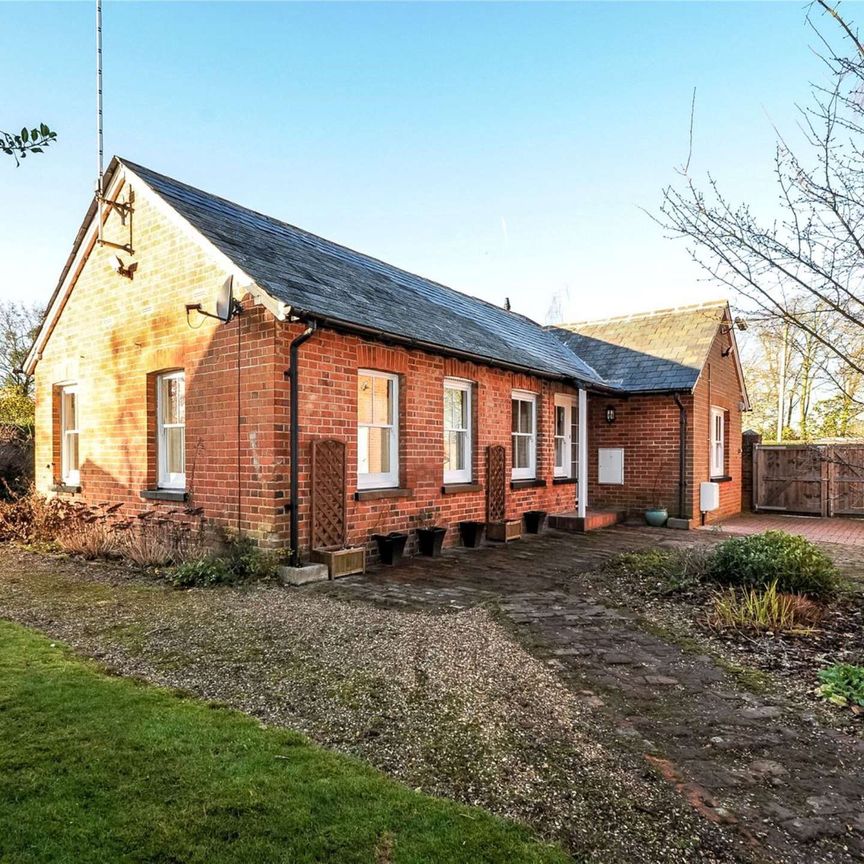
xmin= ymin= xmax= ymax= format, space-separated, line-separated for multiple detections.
xmin=548 ymin=509 xmax=625 ymax=534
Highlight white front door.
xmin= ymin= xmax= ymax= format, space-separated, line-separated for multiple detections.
xmin=553 ymin=394 xmax=579 ymax=487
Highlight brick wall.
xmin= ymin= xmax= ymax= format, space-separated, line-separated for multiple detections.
xmin=588 ymin=393 xmax=694 ymax=517
xmin=587 ymin=324 xmax=745 ymax=524
xmin=690 ymin=326 xmax=744 ymax=523
xmin=286 ymin=325 xmax=583 ymax=557
xmin=34 ymin=180 xmax=287 ymax=543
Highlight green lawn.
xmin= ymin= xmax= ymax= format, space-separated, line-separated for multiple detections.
xmin=0 ymin=621 xmax=569 ymax=864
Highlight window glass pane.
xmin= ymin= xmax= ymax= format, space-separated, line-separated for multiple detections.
xmin=444 ymin=387 xmax=464 ymax=431
xmin=371 ymin=376 xmax=391 ymax=425
xmin=165 ymin=426 xmax=185 ymax=475
xmin=451 ymin=388 xmax=467 ymax=430
xmin=555 ymin=437 xmax=565 ymax=468
xmin=161 ymin=376 xmax=184 ymax=425
xmin=358 ymin=376 xmax=373 ymax=425
xmin=63 ymin=390 xmax=77 ymax=431
xmin=555 ymin=406 xmax=565 ymax=437
xmin=519 ymin=400 xmax=532 ymax=433
xmin=366 ymin=427 xmax=391 ymax=474
xmin=445 ymin=430 xmax=465 ymax=471
xmin=515 ymin=436 xmax=529 ymax=469
xmin=67 ymin=432 xmax=79 ymax=473
xmin=511 ymin=399 xmax=519 ymax=433
xmin=358 ymin=426 xmax=369 ymax=474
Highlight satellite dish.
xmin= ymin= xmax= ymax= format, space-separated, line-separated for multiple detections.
xmin=215 ymin=276 xmax=236 ymax=323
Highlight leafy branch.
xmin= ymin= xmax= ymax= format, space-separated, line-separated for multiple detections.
xmin=1 ymin=124 xmax=58 ymax=166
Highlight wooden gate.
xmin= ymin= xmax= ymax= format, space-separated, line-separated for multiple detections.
xmin=831 ymin=444 xmax=864 ymax=515
xmin=310 ymin=438 xmax=347 ymax=549
xmin=753 ymin=443 xmax=864 ymax=517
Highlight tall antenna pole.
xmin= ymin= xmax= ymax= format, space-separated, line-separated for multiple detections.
xmin=96 ymin=0 xmax=104 ymax=242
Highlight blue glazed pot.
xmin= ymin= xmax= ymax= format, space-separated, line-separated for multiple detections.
xmin=644 ymin=508 xmax=668 ymax=527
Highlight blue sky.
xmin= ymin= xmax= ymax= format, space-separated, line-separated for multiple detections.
xmin=0 ymin=2 xmax=829 ymax=322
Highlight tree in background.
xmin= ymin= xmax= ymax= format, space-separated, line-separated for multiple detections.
xmin=1 ymin=124 xmax=57 ymax=166
xmin=0 ymin=302 xmax=43 ymax=398
xmin=0 ymin=302 xmax=42 ymax=429
xmin=657 ymin=1 xmax=864 ymax=438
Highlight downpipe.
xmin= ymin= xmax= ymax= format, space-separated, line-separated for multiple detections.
xmin=285 ymin=321 xmax=318 ymax=567
xmin=674 ymin=394 xmax=687 ymax=520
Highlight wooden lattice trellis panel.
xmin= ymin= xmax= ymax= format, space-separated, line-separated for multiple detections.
xmin=311 ymin=439 xmax=347 ymax=549
xmin=486 ymin=444 xmax=506 ymax=523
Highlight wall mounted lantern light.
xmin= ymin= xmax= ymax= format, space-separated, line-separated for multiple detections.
xmin=605 ymin=406 xmax=616 ymax=424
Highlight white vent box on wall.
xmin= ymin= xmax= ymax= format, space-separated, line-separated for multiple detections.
xmin=598 ymin=448 xmax=624 ymax=485
xmin=700 ymin=481 xmax=720 ymax=512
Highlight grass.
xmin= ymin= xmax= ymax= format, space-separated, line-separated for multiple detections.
xmin=709 ymin=581 xmax=822 ymax=635
xmin=0 ymin=621 xmax=570 ymax=864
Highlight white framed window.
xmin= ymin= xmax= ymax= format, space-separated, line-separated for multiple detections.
xmin=710 ymin=406 xmax=725 ymax=478
xmin=357 ymin=370 xmax=399 ymax=489
xmin=554 ymin=395 xmax=579 ymax=479
xmin=157 ymin=371 xmax=186 ymax=489
xmin=444 ymin=378 xmax=472 ymax=484
xmin=60 ymin=384 xmax=79 ymax=485
xmin=511 ymin=390 xmax=537 ymax=480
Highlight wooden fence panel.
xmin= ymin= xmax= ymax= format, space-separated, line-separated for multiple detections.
xmin=753 ymin=442 xmax=864 ymax=517
xmin=754 ymin=445 xmax=823 ymax=514
xmin=830 ymin=445 xmax=864 ymax=516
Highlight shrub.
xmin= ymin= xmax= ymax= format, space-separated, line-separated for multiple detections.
xmin=816 ymin=664 xmax=864 ymax=711
xmin=166 ymin=535 xmax=282 ymax=588
xmin=168 ymin=556 xmax=234 ymax=588
xmin=0 ymin=486 xmax=73 ymax=545
xmin=56 ymin=517 xmax=117 ymax=559
xmin=115 ymin=507 xmax=207 ymax=567
xmin=708 ymin=531 xmax=839 ymax=598
xmin=610 ymin=546 xmax=710 ymax=595
xmin=710 ymin=581 xmax=823 ymax=634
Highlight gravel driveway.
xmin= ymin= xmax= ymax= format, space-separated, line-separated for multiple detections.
xmin=0 ymin=544 xmax=744 ymax=864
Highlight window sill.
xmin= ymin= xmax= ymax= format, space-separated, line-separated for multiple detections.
xmin=354 ymin=487 xmax=412 ymax=501
xmin=441 ymin=482 xmax=483 ymax=495
xmin=140 ymin=489 xmax=188 ymax=503
xmin=552 ymin=477 xmax=578 ymax=486
xmin=710 ymin=475 xmax=733 ymax=484
xmin=510 ymin=478 xmax=547 ymax=490
xmin=51 ymin=484 xmax=81 ymax=494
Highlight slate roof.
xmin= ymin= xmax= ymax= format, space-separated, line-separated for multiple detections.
xmin=119 ymin=158 xmax=605 ymax=386
xmin=551 ymin=302 xmax=729 ymax=393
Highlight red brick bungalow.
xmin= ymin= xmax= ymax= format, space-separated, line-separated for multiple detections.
xmin=23 ymin=157 xmax=748 ymax=568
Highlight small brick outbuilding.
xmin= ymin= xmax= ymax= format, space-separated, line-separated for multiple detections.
xmin=23 ymin=157 xmax=748 ymax=561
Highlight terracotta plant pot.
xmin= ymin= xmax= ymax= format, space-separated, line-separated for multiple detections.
xmin=416 ymin=526 xmax=447 ymax=557
xmin=373 ymin=532 xmax=408 ymax=565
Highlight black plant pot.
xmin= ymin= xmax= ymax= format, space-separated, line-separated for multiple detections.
xmin=373 ymin=532 xmax=408 ymax=565
xmin=524 ymin=510 xmax=548 ymax=534
xmin=458 ymin=520 xmax=486 ymax=548
xmin=416 ymin=526 xmax=447 ymax=557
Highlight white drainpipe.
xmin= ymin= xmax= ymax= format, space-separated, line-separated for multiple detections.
xmin=577 ymin=388 xmax=588 ymax=518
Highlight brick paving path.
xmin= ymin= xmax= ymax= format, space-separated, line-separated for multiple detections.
xmin=709 ymin=512 xmax=864 ymax=547
xmin=313 ymin=526 xmax=864 ymax=864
